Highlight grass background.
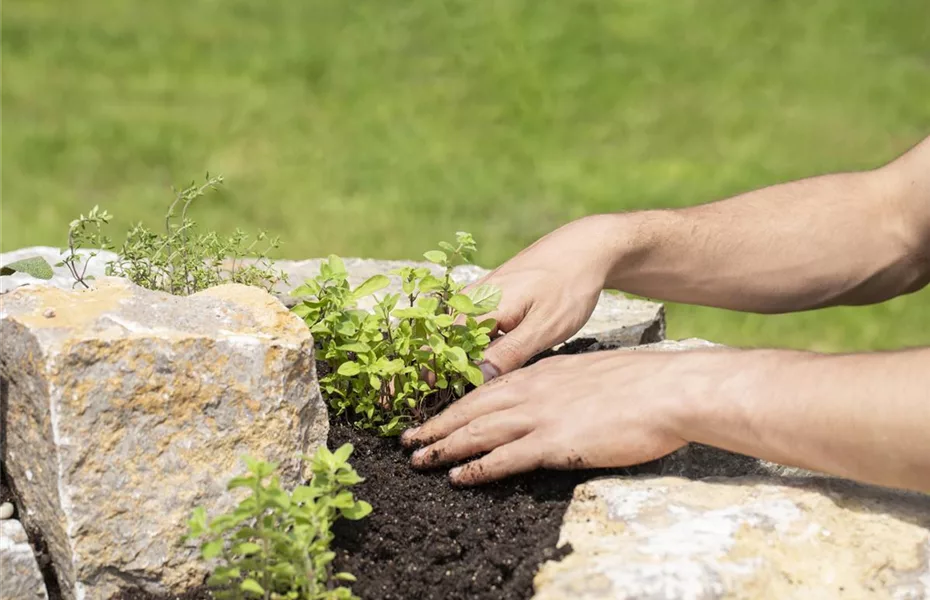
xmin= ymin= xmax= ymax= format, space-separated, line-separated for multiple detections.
xmin=3 ymin=0 xmax=929 ymax=351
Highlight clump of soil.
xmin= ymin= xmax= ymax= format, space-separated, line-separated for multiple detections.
xmin=329 ymin=417 xmax=653 ymax=600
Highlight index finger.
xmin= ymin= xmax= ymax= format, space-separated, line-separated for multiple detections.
xmin=400 ymin=373 xmax=523 ymax=448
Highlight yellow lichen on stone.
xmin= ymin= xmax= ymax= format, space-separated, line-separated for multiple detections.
xmin=2 ymin=278 xmax=130 ymax=330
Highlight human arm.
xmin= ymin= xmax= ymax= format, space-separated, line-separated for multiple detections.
xmin=402 ymin=346 xmax=930 ymax=492
xmin=474 ymin=136 xmax=930 ymax=377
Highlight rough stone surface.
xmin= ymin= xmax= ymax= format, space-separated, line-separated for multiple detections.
xmin=273 ymin=257 xmax=666 ymax=348
xmin=534 ymin=476 xmax=930 ymax=600
xmin=0 ymin=519 xmax=49 ymax=600
xmin=0 ymin=278 xmax=327 ymax=600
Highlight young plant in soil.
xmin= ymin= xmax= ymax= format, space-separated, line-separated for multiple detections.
xmin=290 ymin=232 xmax=500 ymax=435
xmin=184 ymin=444 xmax=372 ymax=600
xmin=60 ymin=175 xmax=286 ymax=295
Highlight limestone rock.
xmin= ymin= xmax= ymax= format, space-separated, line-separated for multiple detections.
xmin=0 ymin=519 xmax=49 ymax=600
xmin=0 ymin=278 xmax=327 ymax=599
xmin=534 ymin=476 xmax=930 ymax=600
xmin=274 ymin=258 xmax=666 ymax=348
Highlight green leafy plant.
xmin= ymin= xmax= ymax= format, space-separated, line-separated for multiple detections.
xmin=185 ymin=444 xmax=371 ymax=600
xmin=291 ymin=232 xmax=500 ymax=435
xmin=0 ymin=256 xmax=54 ymax=280
xmin=61 ymin=175 xmax=287 ymax=295
xmin=58 ymin=205 xmax=114 ymax=288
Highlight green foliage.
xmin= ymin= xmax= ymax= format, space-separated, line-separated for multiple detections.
xmin=185 ymin=444 xmax=371 ymax=600
xmin=58 ymin=205 xmax=114 ymax=288
xmin=292 ymin=233 xmax=500 ymax=435
xmin=61 ymin=176 xmax=287 ymax=295
xmin=0 ymin=256 xmax=54 ymax=280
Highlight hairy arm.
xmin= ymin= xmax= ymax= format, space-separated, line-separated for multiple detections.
xmin=473 ymin=137 xmax=930 ymax=375
xmin=676 ymin=347 xmax=930 ymax=492
xmin=603 ymin=137 xmax=930 ymax=312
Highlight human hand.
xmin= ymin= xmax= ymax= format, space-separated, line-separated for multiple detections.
xmin=469 ymin=215 xmax=622 ymax=381
xmin=401 ymin=349 xmax=705 ymax=485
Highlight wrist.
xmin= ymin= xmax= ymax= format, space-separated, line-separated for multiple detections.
xmin=595 ymin=210 xmax=674 ymax=291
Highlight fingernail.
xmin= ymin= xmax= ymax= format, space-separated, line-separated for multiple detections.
xmin=479 ymin=361 xmax=500 ymax=384
xmin=412 ymin=447 xmax=426 ymax=462
xmin=449 ymin=466 xmax=462 ymax=480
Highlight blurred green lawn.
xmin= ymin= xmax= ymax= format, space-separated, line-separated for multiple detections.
xmin=3 ymin=1 xmax=929 ymax=351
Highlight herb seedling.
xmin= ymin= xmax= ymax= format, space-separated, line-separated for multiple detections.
xmin=60 ymin=175 xmax=286 ymax=295
xmin=185 ymin=444 xmax=371 ymax=600
xmin=58 ymin=205 xmax=113 ymax=288
xmin=291 ymin=232 xmax=500 ymax=435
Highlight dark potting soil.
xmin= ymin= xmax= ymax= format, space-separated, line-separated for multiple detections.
xmin=328 ymin=416 xmax=655 ymax=600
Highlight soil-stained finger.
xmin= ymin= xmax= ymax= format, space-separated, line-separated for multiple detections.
xmin=411 ymin=409 xmax=533 ymax=469
xmin=448 ymin=434 xmax=544 ymax=486
xmin=400 ymin=374 xmax=527 ymax=447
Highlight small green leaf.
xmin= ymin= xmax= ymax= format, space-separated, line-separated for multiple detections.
xmin=226 ymin=475 xmax=255 ymax=490
xmin=337 ymin=361 xmax=361 ymax=376
xmin=418 ymin=274 xmax=445 ymax=292
xmin=289 ymin=280 xmax=321 ymax=297
xmin=292 ymin=485 xmax=321 ymax=503
xmin=464 ymin=364 xmax=485 ymax=387
xmin=341 ymin=500 xmax=373 ymax=520
xmin=393 ymin=307 xmax=427 ymax=319
xmin=327 ymin=255 xmax=347 ymax=276
xmin=0 ymin=257 xmax=54 ymax=280
xmin=443 ymin=346 xmax=469 ymax=370
xmin=335 ymin=572 xmax=357 ymax=582
xmin=433 ymin=314 xmax=454 ymax=327
xmin=240 ymin=578 xmax=265 ymax=595
xmin=351 ymin=274 xmax=390 ymax=300
xmin=423 ymin=250 xmax=447 ymax=265
xmin=232 ymin=541 xmax=262 ymax=556
xmin=201 ymin=539 xmax=223 ymax=559
xmin=333 ymin=443 xmax=354 ymax=464
xmin=447 ymin=294 xmax=476 ymax=314
xmin=466 ymin=284 xmax=502 ymax=313
xmin=337 ymin=341 xmax=371 ymax=353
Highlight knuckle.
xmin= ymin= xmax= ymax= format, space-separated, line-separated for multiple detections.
xmin=464 ymin=419 xmax=485 ymax=440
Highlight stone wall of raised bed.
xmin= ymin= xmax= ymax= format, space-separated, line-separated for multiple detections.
xmin=1 ymin=247 xmax=928 ymax=600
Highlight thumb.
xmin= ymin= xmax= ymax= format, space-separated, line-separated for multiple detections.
xmin=479 ymin=314 xmax=546 ymax=381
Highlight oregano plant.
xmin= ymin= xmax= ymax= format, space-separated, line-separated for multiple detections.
xmin=185 ymin=444 xmax=371 ymax=600
xmin=291 ymin=232 xmax=500 ymax=435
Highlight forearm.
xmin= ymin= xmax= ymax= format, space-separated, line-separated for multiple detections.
xmin=600 ymin=139 xmax=930 ymax=312
xmin=673 ymin=348 xmax=930 ymax=492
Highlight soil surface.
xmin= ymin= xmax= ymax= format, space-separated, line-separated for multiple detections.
xmin=329 ymin=417 xmax=653 ymax=600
